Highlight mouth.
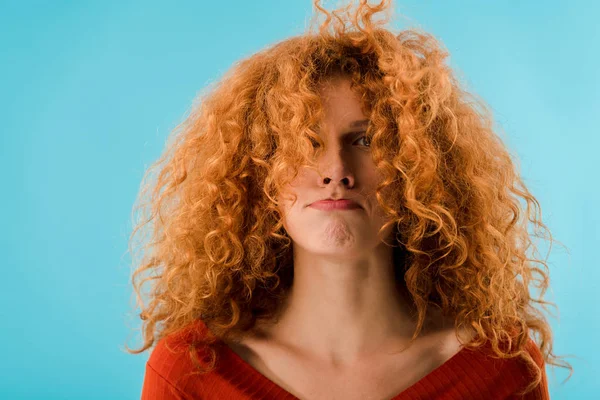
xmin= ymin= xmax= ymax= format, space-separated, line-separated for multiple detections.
xmin=308 ymin=199 xmax=362 ymax=211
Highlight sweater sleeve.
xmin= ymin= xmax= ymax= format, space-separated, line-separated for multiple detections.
xmin=141 ymin=362 xmax=193 ymax=400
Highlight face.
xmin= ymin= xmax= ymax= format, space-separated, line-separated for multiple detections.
xmin=278 ymin=76 xmax=394 ymax=259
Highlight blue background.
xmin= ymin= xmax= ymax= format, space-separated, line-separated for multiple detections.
xmin=1 ymin=0 xmax=597 ymax=398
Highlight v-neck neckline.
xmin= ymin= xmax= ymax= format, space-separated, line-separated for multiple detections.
xmin=216 ymin=333 xmax=476 ymax=400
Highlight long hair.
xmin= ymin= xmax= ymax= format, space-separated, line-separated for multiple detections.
xmin=125 ymin=0 xmax=573 ymax=395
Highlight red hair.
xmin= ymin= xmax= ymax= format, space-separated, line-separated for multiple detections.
xmin=125 ymin=1 xmax=572 ymax=395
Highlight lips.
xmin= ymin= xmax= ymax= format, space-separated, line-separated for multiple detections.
xmin=309 ymin=199 xmax=361 ymax=211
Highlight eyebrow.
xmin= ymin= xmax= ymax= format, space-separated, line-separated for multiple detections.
xmin=348 ymin=119 xmax=370 ymax=129
xmin=313 ymin=119 xmax=371 ymax=138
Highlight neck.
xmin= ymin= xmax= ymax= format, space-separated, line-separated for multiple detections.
xmin=257 ymin=243 xmax=428 ymax=366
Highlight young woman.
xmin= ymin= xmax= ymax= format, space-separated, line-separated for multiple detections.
xmin=128 ymin=1 xmax=570 ymax=398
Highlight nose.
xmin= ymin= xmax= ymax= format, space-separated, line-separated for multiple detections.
xmin=318 ymin=145 xmax=355 ymax=189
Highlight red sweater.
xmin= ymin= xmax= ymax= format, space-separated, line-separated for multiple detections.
xmin=141 ymin=319 xmax=550 ymax=399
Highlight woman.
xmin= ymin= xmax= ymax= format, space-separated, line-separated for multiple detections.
xmin=128 ymin=1 xmax=571 ymax=399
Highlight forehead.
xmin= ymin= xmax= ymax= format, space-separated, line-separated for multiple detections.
xmin=317 ymin=77 xmax=368 ymax=128
xmin=318 ymin=76 xmax=357 ymax=101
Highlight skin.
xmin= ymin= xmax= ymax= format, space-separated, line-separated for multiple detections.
xmin=266 ymin=76 xmax=437 ymax=370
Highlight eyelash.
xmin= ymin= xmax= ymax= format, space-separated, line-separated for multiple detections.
xmin=354 ymin=133 xmax=371 ymax=147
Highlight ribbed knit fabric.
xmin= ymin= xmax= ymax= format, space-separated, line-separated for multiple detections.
xmin=141 ymin=319 xmax=550 ymax=400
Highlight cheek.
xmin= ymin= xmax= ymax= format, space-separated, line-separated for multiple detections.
xmin=276 ymin=191 xmax=304 ymax=233
xmin=362 ymin=162 xmax=382 ymax=182
xmin=360 ymin=169 xmax=382 ymax=199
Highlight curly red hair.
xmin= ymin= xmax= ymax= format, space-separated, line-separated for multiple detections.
xmin=125 ymin=0 xmax=573 ymax=395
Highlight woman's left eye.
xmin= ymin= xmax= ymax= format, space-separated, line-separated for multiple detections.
xmin=355 ymin=134 xmax=372 ymax=147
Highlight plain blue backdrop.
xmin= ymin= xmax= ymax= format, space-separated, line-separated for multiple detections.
xmin=1 ymin=0 xmax=597 ymax=398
